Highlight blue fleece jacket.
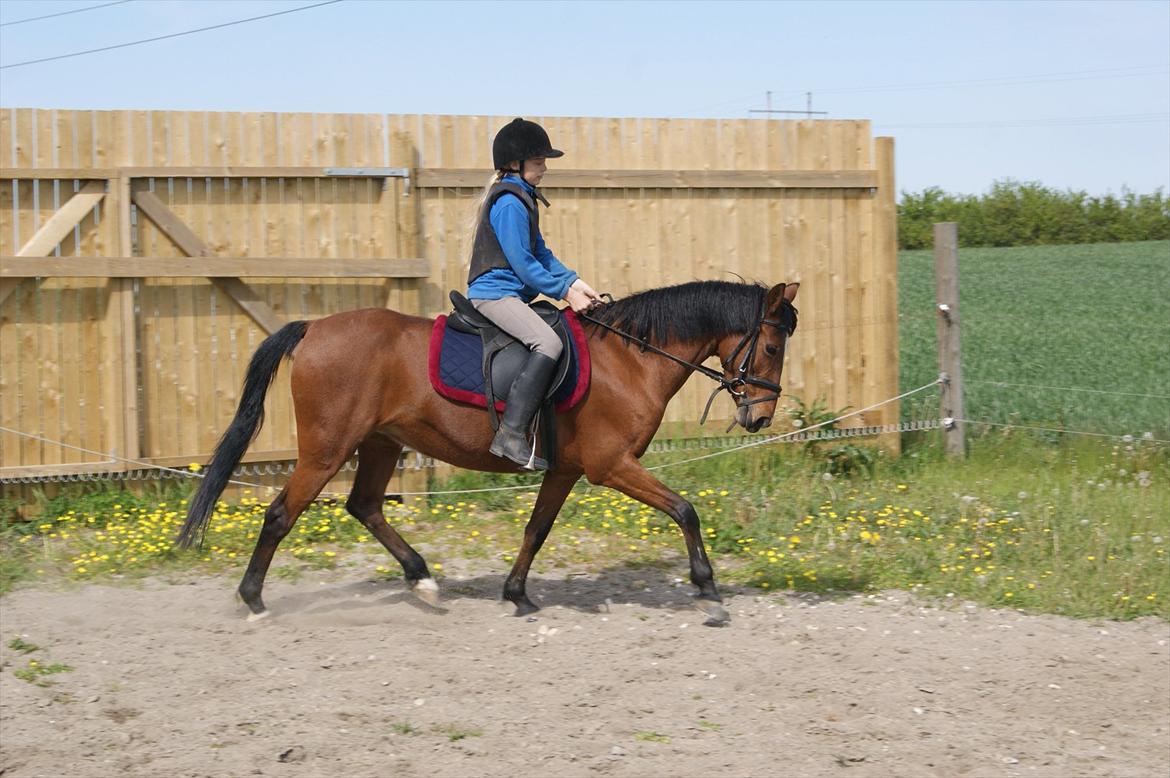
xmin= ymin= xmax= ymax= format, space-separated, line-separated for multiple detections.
xmin=467 ymin=174 xmax=578 ymax=302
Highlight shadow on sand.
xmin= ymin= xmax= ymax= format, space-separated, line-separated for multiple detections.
xmin=258 ymin=560 xmax=846 ymax=622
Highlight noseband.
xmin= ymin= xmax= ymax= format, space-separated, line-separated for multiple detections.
xmin=580 ymin=297 xmax=795 ymax=429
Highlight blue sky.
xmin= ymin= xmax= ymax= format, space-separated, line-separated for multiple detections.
xmin=1 ymin=0 xmax=1167 ymax=197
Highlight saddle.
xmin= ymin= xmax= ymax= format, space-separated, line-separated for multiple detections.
xmin=439 ymin=291 xmax=585 ymax=468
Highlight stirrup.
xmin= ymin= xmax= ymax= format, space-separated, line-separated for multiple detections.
xmin=489 ymin=427 xmax=548 ymax=471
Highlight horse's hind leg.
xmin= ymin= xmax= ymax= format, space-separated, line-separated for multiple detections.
xmin=346 ymin=436 xmax=438 ymax=606
xmin=238 ymin=460 xmax=343 ymax=618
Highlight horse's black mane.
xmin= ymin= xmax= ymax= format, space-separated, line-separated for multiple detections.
xmin=589 ymin=280 xmax=796 ymax=344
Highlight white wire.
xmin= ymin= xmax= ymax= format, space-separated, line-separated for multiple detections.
xmin=646 ymin=380 xmax=941 ymax=471
xmin=965 ymin=379 xmax=1170 ymax=400
xmin=957 ymin=418 xmax=1169 ymax=443
xmin=0 ymin=425 xmax=258 ymax=488
xmin=0 ymin=381 xmax=939 ymax=498
xmin=14 ymin=382 xmax=1155 ymax=500
xmin=0 ymin=424 xmax=554 ymax=498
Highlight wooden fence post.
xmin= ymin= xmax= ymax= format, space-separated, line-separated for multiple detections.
xmin=390 ymin=132 xmax=424 ymax=316
xmin=109 ymin=174 xmax=140 ymax=466
xmin=873 ymin=136 xmax=901 ymax=455
xmin=934 ymin=222 xmax=966 ymax=457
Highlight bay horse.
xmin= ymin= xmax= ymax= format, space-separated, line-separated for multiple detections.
xmin=177 ymin=280 xmax=799 ymax=625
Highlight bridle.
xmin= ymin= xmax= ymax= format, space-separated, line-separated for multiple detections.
xmin=579 ymin=296 xmax=796 ymax=429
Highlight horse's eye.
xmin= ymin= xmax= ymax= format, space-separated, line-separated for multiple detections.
xmin=765 ymin=344 xmax=779 ymax=356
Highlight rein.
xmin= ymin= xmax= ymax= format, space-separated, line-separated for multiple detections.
xmin=578 ymin=296 xmax=793 ymax=429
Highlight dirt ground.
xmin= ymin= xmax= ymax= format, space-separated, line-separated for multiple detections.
xmin=1 ymin=555 xmax=1168 ymax=778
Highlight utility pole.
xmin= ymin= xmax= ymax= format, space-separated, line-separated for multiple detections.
xmin=749 ymin=91 xmax=827 ymax=118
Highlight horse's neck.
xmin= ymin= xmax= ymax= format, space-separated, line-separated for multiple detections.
xmin=611 ymin=335 xmax=718 ymax=401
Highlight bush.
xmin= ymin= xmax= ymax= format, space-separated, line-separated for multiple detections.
xmin=897 ymin=180 xmax=1170 ymax=249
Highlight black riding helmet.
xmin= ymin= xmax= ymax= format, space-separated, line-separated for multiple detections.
xmin=492 ymin=118 xmax=563 ymax=171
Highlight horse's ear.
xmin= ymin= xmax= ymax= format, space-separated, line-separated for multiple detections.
xmin=766 ymin=282 xmax=799 ymax=310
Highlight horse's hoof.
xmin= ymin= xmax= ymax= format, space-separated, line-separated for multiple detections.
xmin=237 ymin=591 xmax=268 ymax=618
xmin=511 ymin=600 xmax=540 ymax=617
xmin=694 ymin=597 xmax=730 ymax=626
xmin=410 ymin=577 xmax=441 ymax=607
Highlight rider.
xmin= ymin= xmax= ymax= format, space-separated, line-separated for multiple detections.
xmin=467 ymin=117 xmax=602 ymax=470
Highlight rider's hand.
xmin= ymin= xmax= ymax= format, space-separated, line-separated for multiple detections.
xmin=566 ymin=286 xmax=598 ymax=313
xmin=571 ymin=278 xmax=602 ymax=303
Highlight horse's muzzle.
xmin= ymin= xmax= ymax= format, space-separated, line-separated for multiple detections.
xmin=738 ymin=405 xmax=772 ymax=433
xmin=746 ymin=416 xmax=772 ymax=433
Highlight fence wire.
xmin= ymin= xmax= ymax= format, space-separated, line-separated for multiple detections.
xmin=0 ymin=382 xmax=939 ymax=495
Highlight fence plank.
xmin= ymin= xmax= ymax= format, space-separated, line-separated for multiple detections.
xmin=14 ymin=181 xmax=105 ymax=257
xmin=133 ymin=190 xmax=285 ymax=334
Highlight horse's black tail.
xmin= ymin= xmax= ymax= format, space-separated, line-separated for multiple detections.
xmin=176 ymin=321 xmax=309 ymax=550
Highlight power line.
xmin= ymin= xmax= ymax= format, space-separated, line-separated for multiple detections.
xmin=0 ymin=0 xmax=344 ymax=70
xmin=0 ymin=0 xmax=132 ymax=27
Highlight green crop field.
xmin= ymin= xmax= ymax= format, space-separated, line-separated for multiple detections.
xmin=898 ymin=241 xmax=1170 ymax=438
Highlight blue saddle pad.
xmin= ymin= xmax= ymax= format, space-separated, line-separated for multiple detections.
xmin=428 ymin=312 xmax=591 ymax=412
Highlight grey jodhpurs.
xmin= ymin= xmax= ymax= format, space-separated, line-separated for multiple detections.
xmin=471 ymin=297 xmax=563 ymax=360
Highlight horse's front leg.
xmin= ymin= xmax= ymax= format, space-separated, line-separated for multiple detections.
xmin=503 ymin=470 xmax=580 ymax=616
xmin=593 ymin=456 xmax=729 ymax=625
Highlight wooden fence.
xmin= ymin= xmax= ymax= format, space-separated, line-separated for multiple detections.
xmin=0 ymin=109 xmax=899 ymax=495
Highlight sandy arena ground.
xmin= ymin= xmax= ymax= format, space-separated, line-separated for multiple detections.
xmin=1 ymin=558 xmax=1168 ymax=778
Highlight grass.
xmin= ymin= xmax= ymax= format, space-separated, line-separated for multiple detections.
xmin=6 ymin=636 xmax=41 ymax=654
xmin=899 ymin=241 xmax=1170 ymax=437
xmin=13 ymin=660 xmax=73 ymax=686
xmin=2 ymin=433 xmax=1165 ymax=621
xmin=433 ymin=723 xmax=483 ymax=742
xmin=5 ymin=635 xmax=74 ymax=687
xmin=634 ymin=731 xmax=671 ymax=743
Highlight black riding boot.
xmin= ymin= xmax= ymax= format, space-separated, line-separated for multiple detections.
xmin=490 ymin=352 xmax=558 ymax=471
